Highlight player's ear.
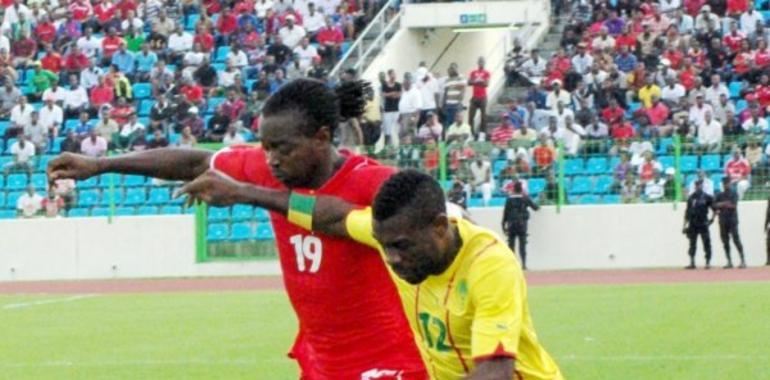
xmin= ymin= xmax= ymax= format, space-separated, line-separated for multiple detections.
xmin=432 ymin=214 xmax=449 ymax=236
xmin=314 ymin=125 xmax=332 ymax=143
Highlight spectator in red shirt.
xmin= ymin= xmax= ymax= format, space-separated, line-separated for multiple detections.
xmin=724 ymin=146 xmax=752 ymax=199
xmin=468 ymin=56 xmax=490 ymax=136
xmin=40 ymin=45 xmax=63 ymax=74
xmin=491 ymin=114 xmax=515 ymax=150
xmin=220 ymin=89 xmax=245 ymax=120
xmin=615 ymin=25 xmax=637 ymax=52
xmin=532 ymin=135 xmax=555 ymax=175
xmin=723 ymin=22 xmax=746 ymax=54
xmin=34 ymin=15 xmax=57 ymax=45
xmin=90 ymin=76 xmax=115 ymax=111
xmin=94 ymin=0 xmax=116 ymax=25
xmin=101 ymin=28 xmax=124 ymax=66
xmin=727 ymin=0 xmax=748 ymax=16
xmin=12 ymin=31 xmax=37 ymax=67
xmin=181 ymin=78 xmax=205 ymax=105
xmin=316 ymin=17 xmax=343 ymax=66
xmin=645 ymin=95 xmax=671 ymax=130
xmin=216 ymin=7 xmax=239 ymax=45
xmin=602 ymin=98 xmax=625 ymax=125
xmin=69 ymin=0 xmax=93 ymax=22
xmin=110 ymin=97 xmax=134 ymax=125
xmin=64 ymin=46 xmax=90 ymax=78
xmin=202 ymin=0 xmax=222 ymax=16
xmin=194 ymin=25 xmax=216 ymax=53
xmin=115 ymin=0 xmax=137 ymax=18
xmin=611 ymin=121 xmax=636 ymax=140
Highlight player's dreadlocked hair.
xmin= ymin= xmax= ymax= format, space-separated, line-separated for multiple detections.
xmin=373 ymin=170 xmax=447 ymax=227
xmin=261 ymin=78 xmax=371 ymax=136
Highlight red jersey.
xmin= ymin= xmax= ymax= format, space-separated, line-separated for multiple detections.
xmin=194 ymin=32 xmax=215 ymax=52
xmin=755 ymin=85 xmax=770 ymax=107
xmin=41 ymin=53 xmax=63 ymax=73
xmin=69 ymin=1 xmax=93 ymax=21
xmin=756 ymin=49 xmax=770 ymax=67
xmin=725 ymin=158 xmax=751 ymax=181
xmin=35 ymin=22 xmax=57 ymax=44
xmin=723 ymin=32 xmax=746 ymax=54
xmin=727 ymin=0 xmax=748 ymax=13
xmin=102 ymin=36 xmax=124 ymax=58
xmin=211 ymin=147 xmax=426 ymax=379
xmin=469 ymin=68 xmax=490 ymax=99
xmin=611 ymin=122 xmax=635 ymax=139
xmin=615 ymin=33 xmax=637 ymax=51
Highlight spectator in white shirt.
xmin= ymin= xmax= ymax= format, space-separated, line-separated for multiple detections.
xmin=278 ymin=14 xmax=307 ymax=49
xmin=398 ymin=76 xmax=422 ymax=136
xmin=39 ymin=96 xmax=63 ymax=137
xmin=254 ymin=0 xmax=274 ymax=18
xmin=570 ymin=43 xmax=594 ymax=75
xmin=303 ymin=2 xmax=325 ymax=35
xmin=696 ymin=111 xmax=723 ymax=152
xmin=167 ymin=25 xmax=194 ymax=61
xmin=293 ymin=37 xmax=318 ymax=71
xmin=23 ymin=111 xmax=48 ymax=153
xmin=117 ymin=114 xmax=145 ymax=149
xmin=223 ymin=124 xmax=246 ymax=145
xmin=414 ymin=65 xmax=439 ymax=124
xmin=41 ymin=82 xmax=68 ymax=106
xmin=64 ymin=76 xmax=90 ymax=119
xmin=688 ymin=93 xmax=713 ymax=126
xmin=183 ymin=43 xmax=207 ymax=67
xmin=219 ymin=62 xmax=240 ymax=88
xmin=2 ymin=1 xmax=32 ymax=30
xmin=688 ymin=170 xmax=715 ymax=196
xmin=661 ymin=76 xmax=686 ymax=105
xmin=10 ymin=96 xmax=33 ymax=132
xmin=741 ymin=108 xmax=769 ymax=133
xmin=121 ymin=10 xmax=144 ymax=30
xmin=469 ymin=158 xmax=494 ymax=206
xmin=80 ymin=61 xmax=103 ymax=90
xmin=704 ymin=74 xmax=729 ymax=106
xmin=80 ymin=129 xmax=108 ymax=157
xmin=545 ymin=80 xmax=572 ymax=110
xmin=518 ymin=50 xmax=546 ymax=86
xmin=3 ymin=134 xmax=35 ymax=176
xmin=741 ymin=8 xmax=764 ymax=35
xmin=227 ymin=44 xmax=249 ymax=70
xmin=591 ymin=27 xmax=616 ymax=51
xmin=660 ymin=0 xmax=681 ymax=13
xmin=712 ymin=93 xmax=736 ymax=125
xmin=77 ymin=27 xmax=102 ymax=59
xmin=16 ymin=185 xmax=44 ymax=218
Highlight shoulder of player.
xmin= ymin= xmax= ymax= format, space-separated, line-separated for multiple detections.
xmin=460 ymin=223 xmax=517 ymax=274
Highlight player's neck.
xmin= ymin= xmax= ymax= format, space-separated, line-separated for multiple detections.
xmin=436 ymin=225 xmax=463 ymax=275
xmin=308 ymin=148 xmax=345 ymax=189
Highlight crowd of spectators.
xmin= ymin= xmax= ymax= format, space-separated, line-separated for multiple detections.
xmin=0 ymin=0 xmax=384 ymax=217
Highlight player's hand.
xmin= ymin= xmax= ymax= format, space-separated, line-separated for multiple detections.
xmin=175 ymin=170 xmax=245 ymax=208
xmin=47 ymin=152 xmax=101 ymax=181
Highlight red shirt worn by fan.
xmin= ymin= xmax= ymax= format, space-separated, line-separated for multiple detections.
xmin=211 ymin=146 xmax=427 ymax=379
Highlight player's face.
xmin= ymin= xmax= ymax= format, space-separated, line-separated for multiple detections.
xmin=260 ymin=113 xmax=331 ymax=188
xmin=374 ymin=214 xmax=446 ymax=285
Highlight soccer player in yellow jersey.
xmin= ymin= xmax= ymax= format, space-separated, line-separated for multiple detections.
xmin=178 ymin=169 xmax=563 ymax=380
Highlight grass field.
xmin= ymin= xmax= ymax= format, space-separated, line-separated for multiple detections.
xmin=1 ymin=282 xmax=770 ymax=379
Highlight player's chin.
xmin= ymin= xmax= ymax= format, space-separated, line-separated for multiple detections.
xmin=394 ymin=268 xmax=426 ymax=285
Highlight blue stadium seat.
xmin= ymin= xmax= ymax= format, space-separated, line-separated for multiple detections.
xmin=563 ymin=158 xmax=584 ymax=175
xmin=585 ymin=157 xmax=607 ymax=174
xmin=594 ymin=175 xmax=614 ymax=194
xmin=628 ymin=102 xmax=642 ymax=114
xmin=123 ymin=188 xmax=147 ymax=206
xmin=570 ymin=176 xmax=593 ymax=195
xmin=207 ymin=223 xmax=228 ymax=241
xmin=736 ymin=99 xmax=748 ymax=113
xmin=78 ymin=189 xmax=100 ymax=207
xmin=607 ymin=156 xmax=621 ymax=173
xmin=680 ymin=155 xmax=698 ymax=173
xmin=50 ymin=137 xmax=64 ymax=153
xmin=123 ymin=175 xmax=146 ymax=187
xmin=230 ymin=222 xmax=252 ymax=240
xmin=36 ymin=155 xmax=53 ymax=171
xmin=99 ymin=190 xmax=124 ymax=206
xmin=711 ymin=174 xmax=725 ymax=191
xmin=210 ymin=63 xmax=226 ymax=73
xmin=147 ymin=188 xmax=170 ymax=205
xmin=232 ymin=204 xmax=254 ymax=220
xmin=492 ymin=160 xmax=507 ymax=176
xmin=132 ymin=83 xmax=152 ymax=100
xmin=0 ymin=192 xmax=5 ymax=207
xmin=99 ymin=173 xmax=119 ymax=188
xmin=488 ymin=197 xmax=506 ymax=207
xmin=700 ymin=155 xmax=721 ymax=172
xmin=657 ymin=138 xmax=673 ymax=155
xmin=67 ymin=208 xmax=89 ymax=217
xmin=207 ymin=97 xmax=226 ymax=112
xmin=63 ymin=119 xmax=80 ymax=133
xmin=31 ymin=173 xmax=47 ymax=190
xmin=467 ymin=198 xmax=484 ymax=207
xmin=5 ymin=191 xmax=22 ymax=208
xmin=729 ymin=81 xmax=743 ymax=99
xmin=658 ymin=156 xmax=675 ymax=170
xmin=528 ymin=178 xmax=546 ymax=196
xmin=138 ymin=99 xmax=153 ymax=116
xmin=115 ymin=207 xmax=136 ymax=216
xmin=185 ymin=14 xmax=200 ymax=30
xmin=0 ymin=121 xmax=9 ymax=136
xmin=214 ymin=46 xmax=230 ymax=62
xmin=0 ymin=209 xmax=15 ymax=219
xmin=6 ymin=174 xmax=28 ymax=190
xmin=579 ymin=195 xmax=599 ymax=204
xmin=160 ymin=205 xmax=183 ymax=215
xmin=78 ymin=176 xmax=99 ymax=189
xmin=255 ymin=223 xmax=274 ymax=240
xmin=91 ymin=207 xmax=111 ymax=217
xmin=136 ymin=206 xmax=158 ymax=215
xmin=208 ymin=206 xmax=230 ymax=221
xmin=255 ymin=207 xmax=270 ymax=221
xmin=4 ymin=138 xmax=17 ymax=153
xmin=602 ymin=195 xmax=621 ymax=204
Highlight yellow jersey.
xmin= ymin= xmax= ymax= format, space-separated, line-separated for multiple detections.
xmin=346 ymin=208 xmax=563 ymax=380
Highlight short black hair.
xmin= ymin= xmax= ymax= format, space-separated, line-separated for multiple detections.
xmin=261 ymin=78 xmax=370 ymax=136
xmin=373 ymin=170 xmax=446 ymax=227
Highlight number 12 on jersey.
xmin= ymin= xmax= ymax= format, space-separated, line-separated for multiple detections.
xmin=290 ymin=235 xmax=323 ymax=273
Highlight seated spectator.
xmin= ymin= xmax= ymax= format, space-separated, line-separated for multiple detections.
xmin=135 ymin=43 xmax=158 ymax=82
xmin=149 ymin=93 xmax=174 ymax=132
xmin=637 ymin=76 xmax=662 ymax=109
xmin=539 ymin=172 xmax=559 ymax=205
xmin=689 ymin=93 xmax=714 ymax=126
xmin=446 ymin=178 xmax=468 ymax=209
xmin=125 ymin=26 xmax=145 ymax=53
xmin=584 ymin=116 xmax=609 ymax=153
xmin=545 ymin=80 xmax=571 ymax=111
xmin=42 ymin=189 xmax=65 ymax=218
xmin=52 ymin=178 xmax=76 ymax=211
xmin=696 ymin=111 xmax=723 ymax=152
xmin=469 ymin=158 xmax=494 ymax=206
xmin=601 ymin=98 xmax=625 ymax=126
xmin=4 ymin=134 xmax=35 ymax=176
xmin=621 ymin=175 xmax=639 ymax=203
xmin=645 ymin=95 xmax=670 ymax=129
xmin=742 ymin=108 xmax=768 ymax=138
xmin=148 ymin=129 xmax=169 ymax=149
xmin=445 ymin=112 xmax=472 ymax=143
xmin=512 ymin=123 xmax=538 ymax=148
xmin=90 ymin=76 xmax=115 ymax=111
xmin=192 ymin=59 xmax=217 ymax=91
xmin=80 ymin=129 xmax=108 ymax=157
xmin=26 ymin=62 xmax=59 ymax=102
xmin=178 ymin=106 xmax=206 ymax=139
xmin=490 ymin=115 xmax=515 ymax=153
xmin=12 ymin=30 xmax=37 ymax=67
xmin=39 ymin=96 xmax=63 ymax=137
xmin=416 ymin=112 xmax=442 ymax=143
xmin=80 ymin=60 xmax=104 ymax=90
xmin=638 ymin=152 xmax=662 ymax=185
xmin=316 ymin=17 xmax=343 ymax=66
xmin=40 ymin=45 xmax=63 ymax=75
xmin=293 ymin=37 xmax=317 ymax=71
xmin=660 ymin=75 xmax=686 ymax=105
xmin=745 ymin=139 xmax=764 ymax=168
xmin=725 ymin=146 xmax=752 ymax=199
xmin=72 ymin=111 xmax=94 ymax=139
xmin=16 ymin=185 xmax=44 ymax=218
xmin=533 ymin=135 xmax=555 ymax=175
xmin=712 ymin=93 xmax=736 ymax=125
xmin=116 ymin=114 xmax=145 ymax=150
xmin=60 ymin=130 xmax=81 ymax=153
xmin=223 ymin=123 xmax=246 ymax=145
xmin=23 ymin=111 xmax=48 ymax=153
xmin=0 ymin=81 xmax=21 ymax=119
xmin=129 ymin=129 xmax=149 ymax=151
xmin=94 ymin=107 xmax=119 ymax=144
xmin=100 ymin=28 xmax=124 ymax=66
xmin=63 ymin=76 xmax=90 ymax=119
xmin=177 ymin=126 xmax=198 ymax=148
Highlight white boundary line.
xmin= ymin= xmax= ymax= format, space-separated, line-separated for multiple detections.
xmin=0 ymin=358 xmax=273 ymax=368
xmin=1 ymin=295 xmax=98 ymax=310
xmin=557 ymin=354 xmax=767 ymax=362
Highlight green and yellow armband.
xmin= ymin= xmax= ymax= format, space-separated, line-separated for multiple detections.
xmin=287 ymin=192 xmax=316 ymax=230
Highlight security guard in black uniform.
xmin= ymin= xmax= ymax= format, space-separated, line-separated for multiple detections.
xmin=715 ymin=177 xmax=746 ymax=269
xmin=502 ymin=181 xmax=540 ymax=270
xmin=683 ymin=179 xmax=716 ymax=269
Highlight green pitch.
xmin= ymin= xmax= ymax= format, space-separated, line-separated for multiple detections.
xmin=1 ymin=282 xmax=770 ymax=379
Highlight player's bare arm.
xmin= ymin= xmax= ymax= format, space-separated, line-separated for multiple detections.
xmin=176 ymin=170 xmax=355 ymax=237
xmin=48 ymin=149 xmax=213 ymax=182
xmin=464 ymin=357 xmax=514 ymax=380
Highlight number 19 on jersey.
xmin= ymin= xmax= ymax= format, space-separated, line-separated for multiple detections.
xmin=290 ymin=234 xmax=323 ymax=273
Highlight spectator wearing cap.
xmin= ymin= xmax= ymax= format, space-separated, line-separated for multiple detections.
xmin=545 ymin=79 xmax=571 ymax=112
xmin=725 ymin=146 xmax=752 ymax=199
xmin=279 ymin=14 xmax=306 ymax=49
xmin=414 ymin=63 xmax=439 ymax=127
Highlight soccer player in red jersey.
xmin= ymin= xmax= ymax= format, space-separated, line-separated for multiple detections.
xmin=48 ymin=79 xmax=427 ymax=379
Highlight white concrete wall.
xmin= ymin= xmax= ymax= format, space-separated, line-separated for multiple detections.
xmin=0 ymin=216 xmax=279 ymax=282
xmin=469 ymin=201 xmax=768 ymax=270
xmin=401 ymin=1 xmax=550 ymax=29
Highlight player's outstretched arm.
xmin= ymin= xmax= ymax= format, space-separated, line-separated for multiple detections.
xmin=464 ymin=358 xmax=514 ymax=380
xmin=48 ymin=149 xmax=213 ymax=182
xmin=177 ymin=170 xmax=356 ymax=237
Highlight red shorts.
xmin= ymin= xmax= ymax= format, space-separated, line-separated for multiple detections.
xmin=289 ymin=332 xmax=428 ymax=380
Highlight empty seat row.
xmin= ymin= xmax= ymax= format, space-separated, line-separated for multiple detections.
xmin=207 ymin=222 xmax=275 ymax=241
